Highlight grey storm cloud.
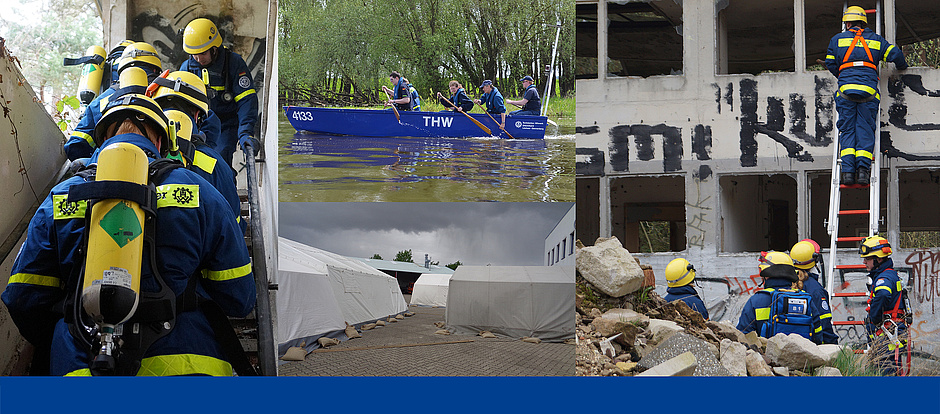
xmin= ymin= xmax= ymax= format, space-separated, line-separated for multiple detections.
xmin=279 ymin=203 xmax=573 ymax=266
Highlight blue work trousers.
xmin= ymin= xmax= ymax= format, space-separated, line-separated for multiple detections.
xmin=836 ymin=93 xmax=879 ymax=174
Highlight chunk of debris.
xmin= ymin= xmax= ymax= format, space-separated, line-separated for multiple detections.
xmin=815 ymin=367 xmax=843 ymax=376
xmin=576 ymin=236 xmax=645 ymax=297
xmin=636 ymin=351 xmax=697 ymax=377
xmin=765 ymin=333 xmax=828 ymax=370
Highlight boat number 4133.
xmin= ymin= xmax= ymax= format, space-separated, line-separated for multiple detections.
xmin=292 ymin=111 xmax=314 ymax=121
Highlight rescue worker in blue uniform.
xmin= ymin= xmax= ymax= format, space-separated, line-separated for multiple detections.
xmin=438 ymin=80 xmax=474 ymax=112
xmin=860 ymin=236 xmax=910 ymax=376
xmin=64 ymin=41 xmax=162 ymax=161
xmin=2 ymin=68 xmax=255 ymax=376
xmin=382 ymin=71 xmax=417 ymax=111
xmin=790 ymin=239 xmax=839 ymax=344
xmin=150 ymin=70 xmax=244 ymax=234
xmin=179 ymin=18 xmax=259 ymax=168
xmin=825 ymin=6 xmax=907 ymax=186
xmin=507 ymin=75 xmax=541 ymax=116
xmin=736 ymin=251 xmax=823 ymax=343
xmin=473 ymin=80 xmax=507 ymax=131
xmin=663 ymin=258 xmax=708 ymax=320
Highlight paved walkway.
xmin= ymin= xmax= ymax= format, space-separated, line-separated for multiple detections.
xmin=278 ymin=305 xmax=574 ymax=376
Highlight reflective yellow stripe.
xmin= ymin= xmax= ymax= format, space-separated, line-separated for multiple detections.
xmin=99 ymin=96 xmax=110 ymax=112
xmin=825 ymin=55 xmax=835 ymax=60
xmin=9 ymin=273 xmax=63 ymax=288
xmin=874 ymin=285 xmax=893 ymax=294
xmin=838 ymin=38 xmax=882 ymax=50
xmin=840 ymin=84 xmax=877 ymax=96
xmin=841 ymin=148 xmax=856 ymax=157
xmin=193 ymin=150 xmax=217 ymax=174
xmin=52 ymin=195 xmax=87 ymax=220
xmin=855 ymin=150 xmax=873 ymax=160
xmin=896 ymin=281 xmax=903 ymax=291
xmin=210 ymin=86 xmax=225 ymax=91
xmin=72 ymin=131 xmax=95 ymax=147
xmin=755 ymin=307 xmax=771 ymax=321
xmin=137 ymin=354 xmax=233 ymax=376
xmin=234 ymin=89 xmax=256 ymax=103
xmin=155 ymin=184 xmax=200 ymax=208
xmin=64 ymin=368 xmax=91 ymax=376
xmin=819 ymin=313 xmax=832 ymax=320
xmin=883 ymin=44 xmax=895 ymax=60
xmin=815 ymin=326 xmax=823 ymax=333
xmin=202 ymin=262 xmax=252 ymax=281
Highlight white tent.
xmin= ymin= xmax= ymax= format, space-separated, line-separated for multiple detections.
xmin=409 ymin=273 xmax=452 ymax=307
xmin=445 ymin=266 xmax=574 ymax=342
xmin=277 ymin=237 xmax=408 ymax=356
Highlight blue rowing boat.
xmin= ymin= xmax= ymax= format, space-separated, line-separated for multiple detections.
xmin=283 ymin=106 xmax=548 ymax=139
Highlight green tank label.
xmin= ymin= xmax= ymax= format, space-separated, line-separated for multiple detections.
xmin=99 ymin=201 xmax=142 ymax=248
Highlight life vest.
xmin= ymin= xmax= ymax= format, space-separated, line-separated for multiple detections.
xmin=522 ymin=84 xmax=541 ymax=112
xmin=758 ymin=288 xmax=816 ymax=341
xmin=406 ymin=79 xmax=421 ymax=111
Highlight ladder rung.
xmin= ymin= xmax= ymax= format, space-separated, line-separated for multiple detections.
xmin=833 ymin=320 xmax=866 ymax=326
xmin=839 ymin=184 xmax=871 ymax=189
xmin=836 ymin=236 xmax=866 ymax=242
xmin=832 ymin=292 xmax=868 ymax=297
xmin=838 ymin=210 xmax=870 ymax=215
xmin=836 ymin=264 xmax=867 ymax=269
xmin=854 ymin=349 xmax=866 ymax=354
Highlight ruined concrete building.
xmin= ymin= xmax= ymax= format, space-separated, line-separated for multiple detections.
xmin=575 ymin=0 xmax=940 ymax=357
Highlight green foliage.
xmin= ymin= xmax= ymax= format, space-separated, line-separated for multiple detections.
xmin=636 ymin=286 xmax=655 ymax=305
xmin=0 ymin=0 xmax=102 ymax=100
xmin=279 ymin=0 xmax=574 ymax=107
xmin=638 ymin=221 xmax=672 ymax=253
xmin=53 ymin=94 xmax=80 ymax=131
xmin=394 ymin=249 xmax=414 ymax=263
xmin=905 ymin=39 xmax=940 ymax=68
xmin=371 ymin=253 xmax=383 ymax=260
xmin=825 ymin=347 xmax=883 ymax=376
xmin=445 ymin=260 xmax=462 ymax=270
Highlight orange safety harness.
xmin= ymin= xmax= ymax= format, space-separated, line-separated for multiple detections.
xmin=839 ymin=27 xmax=878 ymax=73
xmin=866 ymin=269 xmax=912 ymax=376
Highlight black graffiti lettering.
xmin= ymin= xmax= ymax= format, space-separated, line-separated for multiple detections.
xmin=632 ymin=125 xmax=655 ymax=161
xmin=692 ymin=124 xmax=712 ymax=161
xmin=575 ymin=147 xmax=606 ymax=176
xmin=881 ymin=131 xmax=940 ymax=161
xmin=888 ymin=75 xmax=940 ymax=131
xmin=725 ymin=82 xmax=734 ymax=111
xmin=625 ymin=124 xmax=683 ymax=172
xmin=739 ymin=79 xmax=759 ymax=167
xmin=767 ymin=97 xmax=785 ymax=131
xmin=693 ymin=165 xmax=713 ymax=181
xmin=713 ymin=83 xmax=722 ymax=114
xmin=814 ymin=75 xmax=834 ymax=146
xmin=608 ymin=125 xmax=631 ymax=172
xmin=900 ymin=74 xmax=940 ymax=97
xmin=576 ymin=126 xmax=601 ymax=135
xmin=754 ymin=124 xmax=815 ymax=161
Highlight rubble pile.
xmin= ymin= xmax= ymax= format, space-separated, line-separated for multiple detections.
xmin=576 ymin=236 xmax=851 ymax=377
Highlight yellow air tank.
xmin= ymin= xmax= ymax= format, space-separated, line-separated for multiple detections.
xmin=81 ymin=142 xmax=149 ymax=327
xmin=77 ymin=45 xmax=107 ymax=105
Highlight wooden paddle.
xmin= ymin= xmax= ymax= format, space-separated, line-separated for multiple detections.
xmin=383 ymin=89 xmax=401 ymax=123
xmin=438 ymin=92 xmax=491 ymax=136
xmin=476 ymin=102 xmax=515 ymax=139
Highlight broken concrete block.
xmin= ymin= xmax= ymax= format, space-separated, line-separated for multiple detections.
xmin=765 ymin=333 xmax=828 ymax=370
xmin=745 ymin=349 xmax=774 ymax=376
xmin=599 ymin=308 xmax=649 ymax=328
xmin=719 ymin=338 xmax=747 ymax=376
xmin=616 ymin=361 xmax=638 ymax=374
xmin=636 ymin=351 xmax=697 ymax=377
xmin=744 ymin=331 xmax=764 ymax=351
xmin=638 ymin=332 xmax=729 ymax=376
xmin=773 ymin=366 xmax=789 ymax=377
xmin=576 ymin=236 xmax=645 ymax=297
xmin=815 ymin=366 xmax=843 ymax=376
xmin=817 ymin=344 xmax=844 ymax=363
xmin=647 ymin=319 xmax=685 ymax=344
xmin=707 ymin=320 xmax=747 ymax=343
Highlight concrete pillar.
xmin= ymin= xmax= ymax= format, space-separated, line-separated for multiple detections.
xmin=598 ymin=0 xmax=607 ymax=80
xmin=794 ymin=0 xmax=806 ymax=72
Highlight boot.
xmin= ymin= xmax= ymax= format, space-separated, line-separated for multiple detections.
xmin=857 ymin=167 xmax=870 ymax=186
xmin=841 ymin=171 xmax=856 ymax=186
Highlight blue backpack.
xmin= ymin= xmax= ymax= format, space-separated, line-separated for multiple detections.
xmin=759 ymin=288 xmax=815 ymax=340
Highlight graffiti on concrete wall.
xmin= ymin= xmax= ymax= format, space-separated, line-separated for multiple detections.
xmin=905 ymin=249 xmax=940 ymax=314
xmin=577 ymin=75 xmax=940 ymax=175
xmin=686 ymin=180 xmax=712 ymax=249
xmin=130 ymin=9 xmax=267 ymax=95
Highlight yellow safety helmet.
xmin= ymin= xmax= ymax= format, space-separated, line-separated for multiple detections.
xmin=164 ymin=109 xmax=194 ymax=142
xmin=665 ymin=258 xmax=696 ymax=288
xmin=859 ymin=236 xmax=892 ymax=258
xmin=790 ymin=239 xmax=821 ymax=270
xmin=183 ymin=18 xmax=222 ymax=54
xmin=843 ymin=6 xmax=868 ymax=24
xmin=118 ymin=42 xmax=162 ymax=74
xmin=758 ymin=251 xmax=798 ymax=282
xmin=150 ymin=70 xmax=210 ymax=118
xmin=94 ymin=67 xmax=169 ymax=150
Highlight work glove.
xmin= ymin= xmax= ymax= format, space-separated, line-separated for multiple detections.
xmin=239 ymin=135 xmax=260 ymax=156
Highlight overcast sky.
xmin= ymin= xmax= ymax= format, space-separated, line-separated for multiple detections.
xmin=279 ymin=202 xmax=574 ymax=266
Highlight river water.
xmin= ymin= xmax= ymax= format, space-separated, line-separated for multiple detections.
xmin=278 ymin=111 xmax=574 ymax=202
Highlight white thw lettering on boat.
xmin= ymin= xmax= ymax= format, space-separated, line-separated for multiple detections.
xmin=422 ymin=116 xmax=454 ymax=128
